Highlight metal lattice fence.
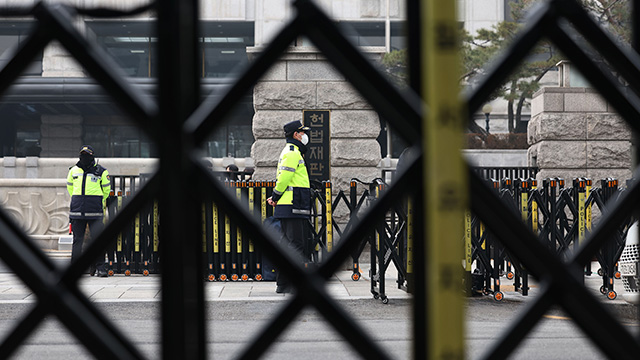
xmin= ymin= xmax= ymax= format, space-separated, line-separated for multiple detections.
xmin=0 ymin=0 xmax=638 ymax=359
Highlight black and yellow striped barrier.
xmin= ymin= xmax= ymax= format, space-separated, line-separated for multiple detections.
xmin=103 ymin=177 xmax=342 ymax=281
xmin=467 ymin=176 xmax=633 ymax=301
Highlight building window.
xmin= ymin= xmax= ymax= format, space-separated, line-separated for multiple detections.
xmin=200 ymin=22 xmax=254 ymax=78
xmin=203 ymin=105 xmax=254 ymax=159
xmin=82 ymin=20 xmax=255 ymax=159
xmin=0 ymin=21 xmax=43 ymax=76
xmin=86 ymin=21 xmax=254 ymax=79
xmin=83 ymin=118 xmax=154 ymax=158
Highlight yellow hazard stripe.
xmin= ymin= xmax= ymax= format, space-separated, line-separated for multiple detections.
xmin=423 ymin=1 xmax=466 ymax=359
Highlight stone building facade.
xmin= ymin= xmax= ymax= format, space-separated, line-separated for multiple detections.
xmin=528 ymin=86 xmax=633 ymax=184
xmin=249 ymin=47 xmax=383 ymax=191
xmin=0 ymin=0 xmax=513 ymax=248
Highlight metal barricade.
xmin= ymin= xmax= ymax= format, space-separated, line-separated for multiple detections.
xmin=467 ymin=176 xmax=633 ymax=301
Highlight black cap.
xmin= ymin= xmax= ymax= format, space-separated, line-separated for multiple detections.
xmin=79 ymin=145 xmax=94 ymax=155
xmin=283 ymin=120 xmax=309 ymax=136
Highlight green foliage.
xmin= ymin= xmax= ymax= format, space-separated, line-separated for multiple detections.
xmin=381 ymin=49 xmax=408 ymax=88
xmin=580 ymin=0 xmax=631 ymax=44
xmin=462 ymin=0 xmax=562 ymax=132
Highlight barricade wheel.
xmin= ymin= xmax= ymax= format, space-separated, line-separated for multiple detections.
xmin=373 ymin=293 xmax=379 ymax=300
xmin=482 ymin=288 xmax=490 ymax=296
xmin=241 ymin=274 xmax=249 ymax=281
xmin=607 ymin=290 xmax=617 ymax=300
xmin=600 ymin=285 xmax=607 ymax=295
xmin=615 ymin=271 xmax=621 ymax=279
xmin=255 ymin=274 xmax=263 ymax=281
xmin=381 ymin=297 xmax=389 ymax=304
xmin=108 ymin=270 xmax=114 ymax=276
xmin=208 ymin=274 xmax=215 ymax=282
xmin=231 ymin=274 xmax=239 ymax=281
xmin=493 ymin=291 xmax=504 ymax=301
xmin=125 ymin=270 xmax=131 ymax=276
xmin=351 ymin=273 xmax=360 ymax=281
xmin=506 ymin=272 xmax=514 ymax=280
xmin=220 ymin=274 xmax=228 ymax=281
xmin=597 ymin=268 xmax=604 ymax=276
xmin=143 ymin=270 xmax=149 ymax=276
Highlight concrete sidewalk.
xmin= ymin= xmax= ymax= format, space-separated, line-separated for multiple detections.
xmin=0 ymin=266 xmax=410 ymax=304
xmin=0 ymin=256 xmax=636 ymax=319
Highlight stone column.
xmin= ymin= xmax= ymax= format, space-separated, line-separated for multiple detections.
xmin=249 ymin=46 xmax=383 ymax=192
xmin=528 ymin=87 xmax=632 ymax=184
xmin=40 ymin=115 xmax=84 ymax=157
xmin=42 ymin=40 xmax=85 ymax=78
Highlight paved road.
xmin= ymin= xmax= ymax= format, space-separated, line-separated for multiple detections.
xmin=1 ymin=255 xmax=638 ymax=359
xmin=0 ymin=297 xmax=637 ymax=360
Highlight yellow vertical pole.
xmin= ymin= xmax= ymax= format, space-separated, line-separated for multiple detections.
xmin=135 ymin=212 xmax=140 ymax=254
xmin=224 ymin=215 xmax=231 ymax=259
xmin=153 ymin=200 xmax=159 ymax=253
xmin=578 ymin=179 xmax=586 ymax=246
xmin=261 ymin=181 xmax=267 ymax=223
xmin=117 ymin=193 xmax=123 ymax=253
xmin=213 ymin=202 xmax=219 ymax=254
xmin=375 ymin=185 xmax=381 ymax=252
xmin=464 ymin=210 xmax=472 ymax=273
xmin=248 ymin=182 xmax=255 ymax=253
xmin=422 ymin=0 xmax=466 ymax=358
xmin=531 ymin=180 xmax=538 ymax=235
xmin=520 ymin=182 xmax=529 ymax=223
xmin=585 ymin=179 xmax=592 ymax=234
xmin=325 ymin=181 xmax=333 ymax=253
xmin=235 ymin=184 xmax=242 ymax=279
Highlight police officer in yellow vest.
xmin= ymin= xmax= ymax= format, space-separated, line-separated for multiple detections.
xmin=67 ymin=145 xmax=111 ymax=277
xmin=267 ymin=120 xmax=311 ymax=293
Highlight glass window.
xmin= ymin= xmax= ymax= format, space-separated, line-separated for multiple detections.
xmin=87 ymin=21 xmax=254 ymax=79
xmin=84 ymin=122 xmax=154 ymax=158
xmin=86 ymin=21 xmax=156 ymax=78
xmin=0 ymin=21 xmax=42 ymax=76
xmin=16 ymin=131 xmax=41 ymax=157
xmin=201 ymin=22 xmax=254 ymax=78
xmin=338 ymin=21 xmax=386 ymax=47
xmin=84 ymin=21 xmax=255 ymax=159
xmin=203 ymin=103 xmax=254 ymax=159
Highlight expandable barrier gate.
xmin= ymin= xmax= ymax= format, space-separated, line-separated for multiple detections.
xmin=104 ymin=175 xmax=157 ymax=276
xmin=104 ymin=174 xmax=629 ymax=304
xmin=102 ymin=176 xmax=336 ymax=281
xmin=327 ymin=178 xmax=411 ymax=304
xmin=466 ymin=177 xmax=633 ymax=301
xmin=102 ymin=175 xmax=411 ymax=301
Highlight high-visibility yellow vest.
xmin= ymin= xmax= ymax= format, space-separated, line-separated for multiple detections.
xmin=67 ymin=163 xmax=111 ymax=219
xmin=272 ymin=140 xmax=311 ymax=218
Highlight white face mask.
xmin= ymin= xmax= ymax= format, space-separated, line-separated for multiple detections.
xmin=300 ymin=133 xmax=309 ymax=145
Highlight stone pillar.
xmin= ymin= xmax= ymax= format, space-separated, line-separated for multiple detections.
xmin=249 ymin=46 xmax=383 ymax=192
xmin=40 ymin=115 xmax=84 ymax=157
xmin=527 ymin=87 xmax=632 ymax=184
xmin=42 ymin=40 xmax=85 ymax=78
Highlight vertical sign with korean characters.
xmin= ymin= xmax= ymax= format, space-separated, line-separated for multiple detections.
xmin=303 ymin=110 xmax=331 ymax=182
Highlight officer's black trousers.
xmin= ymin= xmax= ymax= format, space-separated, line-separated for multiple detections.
xmin=276 ymin=218 xmax=310 ymax=289
xmin=71 ymin=218 xmax=106 ymax=271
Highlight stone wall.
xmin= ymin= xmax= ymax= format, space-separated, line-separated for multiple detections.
xmin=0 ymin=156 xmax=255 ymax=249
xmin=249 ymin=46 xmax=384 ymax=193
xmin=527 ymin=87 xmax=633 ymax=184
